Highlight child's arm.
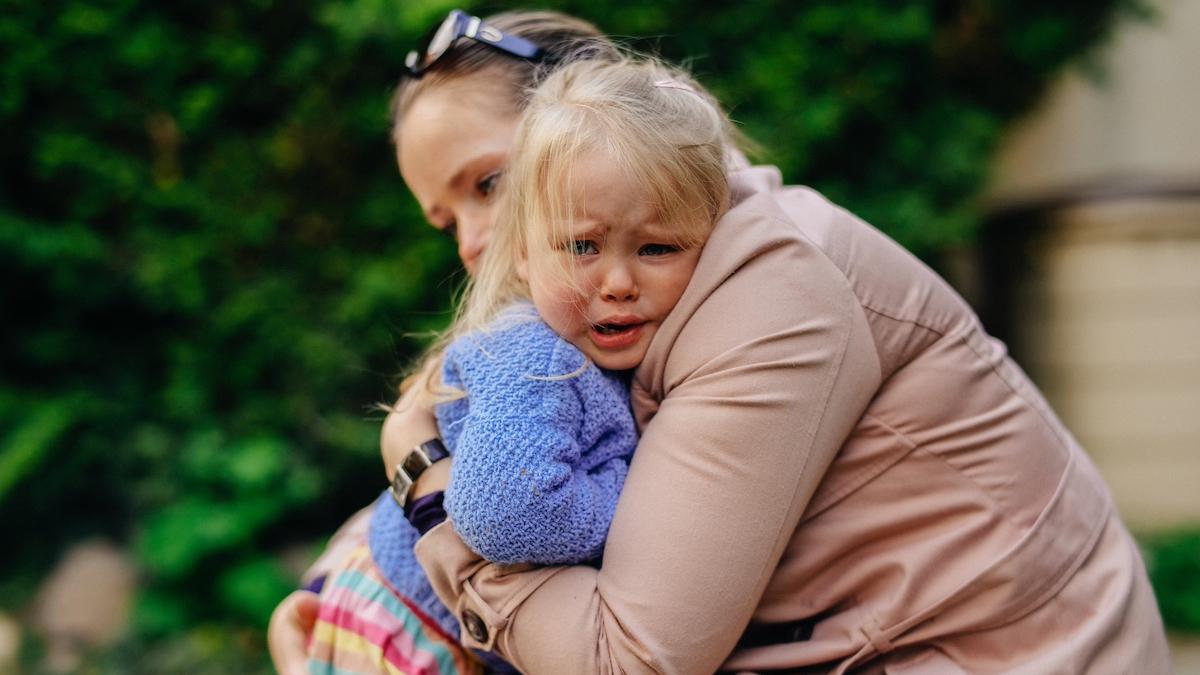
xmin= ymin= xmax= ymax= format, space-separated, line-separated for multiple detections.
xmin=440 ymin=321 xmax=634 ymax=566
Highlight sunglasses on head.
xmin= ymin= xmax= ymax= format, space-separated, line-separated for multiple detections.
xmin=404 ymin=10 xmax=545 ymax=78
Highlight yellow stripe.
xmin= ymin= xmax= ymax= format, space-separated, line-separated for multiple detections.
xmin=310 ymin=621 xmax=409 ymax=675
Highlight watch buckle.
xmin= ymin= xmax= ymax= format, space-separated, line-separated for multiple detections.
xmin=389 ymin=439 xmax=447 ymax=507
xmin=391 ymin=467 xmax=417 ymax=507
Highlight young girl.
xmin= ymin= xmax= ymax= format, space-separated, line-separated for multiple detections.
xmin=307 ymin=56 xmax=738 ymax=675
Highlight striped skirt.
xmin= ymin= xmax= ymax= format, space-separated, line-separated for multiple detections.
xmin=307 ymin=543 xmax=483 ymax=675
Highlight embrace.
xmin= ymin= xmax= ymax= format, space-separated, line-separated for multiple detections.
xmin=270 ymin=9 xmax=1170 ymax=674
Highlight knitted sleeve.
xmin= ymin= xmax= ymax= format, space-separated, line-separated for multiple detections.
xmin=437 ymin=315 xmax=636 ymax=566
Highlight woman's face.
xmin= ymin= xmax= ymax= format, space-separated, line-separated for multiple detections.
xmin=397 ymin=79 xmax=521 ymax=275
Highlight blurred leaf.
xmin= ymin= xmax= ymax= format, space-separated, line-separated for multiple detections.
xmin=0 ymin=396 xmax=83 ymax=503
xmin=1145 ymin=530 xmax=1200 ymax=631
xmin=137 ymin=497 xmax=283 ymax=579
xmin=217 ymin=556 xmax=296 ymax=626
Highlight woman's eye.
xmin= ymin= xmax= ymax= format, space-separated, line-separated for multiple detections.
xmin=570 ymin=240 xmax=598 ymax=256
xmin=640 ymin=243 xmax=679 ymax=256
xmin=477 ymin=172 xmax=500 ymax=197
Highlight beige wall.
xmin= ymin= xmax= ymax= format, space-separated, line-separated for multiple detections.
xmin=986 ymin=0 xmax=1200 ymax=532
xmin=1008 ymin=200 xmax=1200 ymax=531
xmin=988 ymin=0 xmax=1200 ymax=204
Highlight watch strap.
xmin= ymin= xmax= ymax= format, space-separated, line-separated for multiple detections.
xmin=391 ymin=438 xmax=450 ymax=507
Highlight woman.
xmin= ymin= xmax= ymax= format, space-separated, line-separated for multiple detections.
xmin=273 ymin=9 xmax=1170 ymax=674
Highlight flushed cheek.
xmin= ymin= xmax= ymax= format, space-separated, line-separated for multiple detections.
xmin=532 ymin=282 xmax=588 ymax=333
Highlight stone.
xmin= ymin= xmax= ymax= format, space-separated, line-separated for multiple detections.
xmin=0 ymin=612 xmax=20 ymax=672
xmin=30 ymin=539 xmax=136 ymax=672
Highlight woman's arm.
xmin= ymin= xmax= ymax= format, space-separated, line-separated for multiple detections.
xmin=415 ymin=208 xmax=882 ymax=673
xmin=381 ymin=372 xmax=442 ymax=482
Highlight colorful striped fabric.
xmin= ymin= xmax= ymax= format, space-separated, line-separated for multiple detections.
xmin=308 ymin=544 xmax=483 ymax=675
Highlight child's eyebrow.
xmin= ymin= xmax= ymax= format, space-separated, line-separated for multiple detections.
xmin=565 ymin=221 xmax=607 ymax=239
xmin=629 ymin=220 xmax=674 ymax=238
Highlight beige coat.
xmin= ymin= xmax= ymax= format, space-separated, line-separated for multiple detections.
xmin=415 ymin=165 xmax=1171 ymax=674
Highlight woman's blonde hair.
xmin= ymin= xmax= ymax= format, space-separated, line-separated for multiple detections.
xmin=390 ymin=11 xmax=621 ymax=143
xmin=410 ymin=56 xmax=738 ymax=397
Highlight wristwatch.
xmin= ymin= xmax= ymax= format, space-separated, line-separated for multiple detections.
xmin=390 ymin=438 xmax=450 ymax=507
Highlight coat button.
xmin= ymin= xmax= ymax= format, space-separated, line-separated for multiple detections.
xmin=462 ymin=609 xmax=489 ymax=643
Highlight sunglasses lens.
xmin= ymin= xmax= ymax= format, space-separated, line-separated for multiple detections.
xmin=406 ymin=10 xmax=536 ymax=77
xmin=422 ymin=14 xmax=461 ymax=70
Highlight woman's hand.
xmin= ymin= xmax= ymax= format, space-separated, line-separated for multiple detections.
xmin=381 ymin=379 xmax=452 ymax=498
xmin=412 ymin=455 xmax=452 ymax=498
xmin=267 ymin=590 xmax=320 ymax=675
xmin=381 ymin=379 xmax=441 ymax=482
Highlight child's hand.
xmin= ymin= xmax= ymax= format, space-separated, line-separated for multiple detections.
xmin=267 ymin=590 xmax=320 ymax=675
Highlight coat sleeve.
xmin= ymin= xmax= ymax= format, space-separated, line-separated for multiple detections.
xmin=416 ymin=210 xmax=882 ymax=674
xmin=442 ymin=325 xmax=631 ymax=566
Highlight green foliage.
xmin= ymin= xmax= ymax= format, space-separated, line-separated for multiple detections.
xmin=0 ymin=0 xmax=1150 ymax=665
xmin=79 ymin=624 xmax=275 ymax=675
xmin=1145 ymin=530 xmax=1200 ymax=632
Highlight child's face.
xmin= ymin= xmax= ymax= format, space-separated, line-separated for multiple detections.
xmin=519 ymin=153 xmax=706 ymax=371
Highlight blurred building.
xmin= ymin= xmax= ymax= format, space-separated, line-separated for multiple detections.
xmin=982 ymin=0 xmax=1200 ymax=532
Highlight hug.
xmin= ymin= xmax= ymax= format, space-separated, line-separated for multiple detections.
xmin=271 ymin=9 xmax=1171 ymax=674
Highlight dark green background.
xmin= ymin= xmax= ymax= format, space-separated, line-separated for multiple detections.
xmin=4 ymin=0 xmax=1190 ymax=670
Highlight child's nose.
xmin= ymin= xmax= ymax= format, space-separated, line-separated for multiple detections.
xmin=600 ymin=263 xmax=637 ymax=301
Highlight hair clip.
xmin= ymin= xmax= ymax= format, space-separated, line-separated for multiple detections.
xmin=653 ymin=79 xmax=698 ymax=94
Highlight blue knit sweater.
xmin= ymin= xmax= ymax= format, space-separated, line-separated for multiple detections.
xmin=369 ymin=305 xmax=638 ymax=638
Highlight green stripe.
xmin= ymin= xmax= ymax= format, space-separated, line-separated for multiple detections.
xmin=328 ymin=568 xmax=463 ymax=674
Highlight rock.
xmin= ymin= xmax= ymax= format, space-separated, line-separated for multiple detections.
xmin=30 ymin=539 xmax=136 ymax=672
xmin=0 ymin=612 xmax=19 ymax=672
xmin=1173 ymin=633 xmax=1200 ymax=675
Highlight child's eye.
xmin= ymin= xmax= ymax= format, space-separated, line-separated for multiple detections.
xmin=570 ymin=240 xmax=599 ymax=256
xmin=477 ymin=172 xmax=501 ymax=197
xmin=639 ymin=243 xmax=679 ymax=256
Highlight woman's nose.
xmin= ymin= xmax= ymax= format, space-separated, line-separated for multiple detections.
xmin=456 ymin=214 xmax=491 ymax=274
xmin=600 ymin=263 xmax=638 ymax=302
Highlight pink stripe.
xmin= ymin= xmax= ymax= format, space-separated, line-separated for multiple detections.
xmin=339 ymin=560 xmax=462 ymax=647
xmin=319 ymin=602 xmax=436 ymax=673
xmin=321 ymin=584 xmax=428 ymax=643
xmin=318 ymin=582 xmax=452 ymax=673
xmin=323 ymin=575 xmax=459 ymax=648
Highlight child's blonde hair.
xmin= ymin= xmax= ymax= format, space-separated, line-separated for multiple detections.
xmin=414 ymin=56 xmax=739 ymax=396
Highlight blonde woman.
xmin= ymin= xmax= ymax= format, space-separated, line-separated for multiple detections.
xmin=274 ymin=9 xmax=1170 ymax=674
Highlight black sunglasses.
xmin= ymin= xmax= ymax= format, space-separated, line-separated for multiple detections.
xmin=404 ymin=10 xmax=544 ymax=78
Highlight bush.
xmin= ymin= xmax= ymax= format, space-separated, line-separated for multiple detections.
xmin=0 ymin=0 xmax=1146 ymax=661
xmin=1145 ymin=529 xmax=1200 ymax=632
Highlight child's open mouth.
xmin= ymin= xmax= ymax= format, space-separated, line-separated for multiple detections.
xmin=593 ymin=322 xmax=636 ymax=335
xmin=589 ymin=321 xmax=645 ymax=349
